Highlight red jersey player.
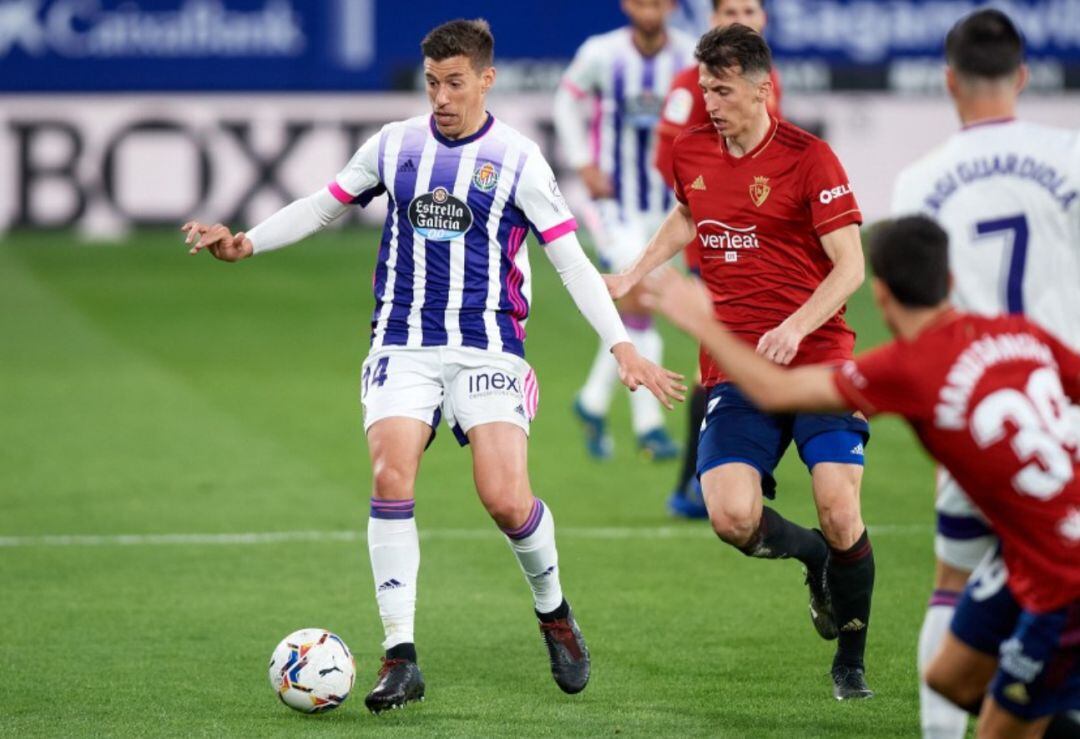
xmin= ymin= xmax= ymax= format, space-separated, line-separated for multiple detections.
xmin=653 ymin=0 xmax=784 ymax=521
xmin=607 ymin=24 xmax=873 ymax=700
xmin=646 ymin=215 xmax=1080 ymax=738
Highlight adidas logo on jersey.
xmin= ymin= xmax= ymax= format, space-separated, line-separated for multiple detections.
xmin=850 ymin=443 xmax=864 ymax=456
xmin=840 ymin=618 xmax=866 ymax=632
xmin=378 ymin=578 xmax=405 ymax=592
xmin=398 ymin=159 xmax=416 ymax=173
xmin=689 ymin=175 xmax=706 ymax=191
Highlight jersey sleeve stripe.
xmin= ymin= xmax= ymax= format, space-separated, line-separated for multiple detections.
xmin=328 ymin=181 xmax=355 ymax=204
xmin=537 ymin=218 xmax=579 ymax=245
xmin=561 ymin=79 xmax=588 ymax=99
xmin=814 ymin=208 xmax=863 ymax=234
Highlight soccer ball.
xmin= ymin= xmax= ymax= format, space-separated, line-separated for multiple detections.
xmin=268 ymin=628 xmax=356 ymax=713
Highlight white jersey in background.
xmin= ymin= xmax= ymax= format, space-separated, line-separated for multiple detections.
xmin=892 ymin=119 xmax=1080 ymax=348
xmin=555 ymin=27 xmax=697 ymax=225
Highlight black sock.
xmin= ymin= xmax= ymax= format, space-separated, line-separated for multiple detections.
xmin=386 ymin=642 xmax=417 ymax=663
xmin=738 ymin=507 xmax=828 ymax=571
xmin=674 ymin=384 xmax=708 ymax=493
xmin=537 ymin=599 xmax=569 ymax=623
xmin=828 ymin=530 xmax=875 ymax=670
xmin=1045 ymin=712 xmax=1080 ymax=739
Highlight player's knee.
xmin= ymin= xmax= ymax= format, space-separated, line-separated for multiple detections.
xmin=371 ymin=461 xmax=414 ymax=500
xmin=923 ymin=663 xmax=980 ymax=711
xmin=709 ymin=505 xmax=758 ymax=548
xmin=482 ymin=494 xmax=534 ymax=530
xmin=817 ymin=499 xmax=862 ymax=549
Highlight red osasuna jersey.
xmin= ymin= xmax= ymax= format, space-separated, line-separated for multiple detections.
xmin=834 ymin=312 xmax=1080 ymax=613
xmin=672 ymin=117 xmax=862 ymax=386
xmin=655 ymin=66 xmax=783 ymax=273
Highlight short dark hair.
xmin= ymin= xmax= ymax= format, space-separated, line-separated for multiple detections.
xmin=695 ymin=23 xmax=771 ymax=78
xmin=869 ymin=216 xmax=951 ymax=308
xmin=421 ymin=19 xmax=494 ymax=71
xmin=945 ymin=9 xmax=1024 ymax=80
xmin=711 ymin=0 xmax=765 ymax=12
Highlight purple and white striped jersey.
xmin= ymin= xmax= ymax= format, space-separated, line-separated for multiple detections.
xmin=330 ymin=113 xmax=578 ymax=359
xmin=560 ymin=27 xmax=696 ymax=221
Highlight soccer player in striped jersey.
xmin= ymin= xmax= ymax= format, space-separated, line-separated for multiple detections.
xmin=890 ymin=11 xmax=1080 ymax=738
xmin=554 ymin=0 xmax=697 ymax=461
xmin=182 ymin=19 xmax=684 ymax=713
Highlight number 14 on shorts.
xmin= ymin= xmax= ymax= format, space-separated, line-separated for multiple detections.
xmin=363 ymin=356 xmax=390 ymax=395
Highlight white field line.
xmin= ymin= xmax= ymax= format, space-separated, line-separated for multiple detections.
xmin=0 ymin=524 xmax=929 ymax=548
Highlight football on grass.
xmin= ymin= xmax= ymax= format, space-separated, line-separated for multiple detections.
xmin=269 ymin=629 xmax=355 ymax=713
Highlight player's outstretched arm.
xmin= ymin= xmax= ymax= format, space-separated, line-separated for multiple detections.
xmin=182 ymin=188 xmax=350 ymax=262
xmin=605 ymin=203 xmax=697 ymax=300
xmin=756 ymin=223 xmax=865 ymax=365
xmin=646 ymin=269 xmax=849 ymax=413
xmin=544 ymin=233 xmax=686 ymax=409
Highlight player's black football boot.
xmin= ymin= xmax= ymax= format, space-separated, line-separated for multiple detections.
xmin=538 ymin=607 xmax=591 ymax=694
xmin=804 ymin=535 xmax=838 ymax=640
xmin=364 ymin=657 xmax=425 ymax=713
xmin=831 ymin=664 xmax=874 ymax=701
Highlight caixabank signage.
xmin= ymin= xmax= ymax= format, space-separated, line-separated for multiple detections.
xmin=0 ymin=0 xmax=1078 ymax=92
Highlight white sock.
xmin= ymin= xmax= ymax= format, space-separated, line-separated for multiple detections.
xmin=578 ymin=340 xmax=618 ymax=417
xmin=919 ymin=596 xmax=967 ymax=739
xmin=627 ymin=323 xmax=663 ymax=435
xmin=368 ymin=499 xmax=420 ymax=650
xmin=501 ymin=498 xmax=564 ymax=614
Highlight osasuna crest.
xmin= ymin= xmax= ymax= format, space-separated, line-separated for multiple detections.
xmin=472 ymin=162 xmax=499 ymax=192
xmin=749 ymin=176 xmax=771 ymax=207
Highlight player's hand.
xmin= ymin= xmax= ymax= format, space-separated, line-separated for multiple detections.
xmin=641 ymin=267 xmax=713 ymax=338
xmin=756 ymin=320 xmax=804 ymax=365
xmin=182 ymin=221 xmax=253 ymax=262
xmin=602 ymin=272 xmax=639 ymax=301
xmin=578 ymin=164 xmax=614 ymax=200
xmin=612 ymin=342 xmax=686 ymax=410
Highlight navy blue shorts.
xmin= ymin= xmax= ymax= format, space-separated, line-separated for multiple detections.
xmin=696 ymin=382 xmax=870 ymax=498
xmin=952 ymin=556 xmax=1080 ymax=721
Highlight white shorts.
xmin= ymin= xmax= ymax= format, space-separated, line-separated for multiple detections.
xmin=935 ymin=467 xmax=997 ymax=572
xmin=360 ymin=346 xmax=539 ymax=446
xmin=582 ymin=200 xmax=665 ymax=273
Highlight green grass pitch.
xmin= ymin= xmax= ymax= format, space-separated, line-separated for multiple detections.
xmin=1 ymin=228 xmax=935 ymax=736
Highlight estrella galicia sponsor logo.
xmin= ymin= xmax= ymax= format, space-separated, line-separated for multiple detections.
xmin=408 ymin=186 xmax=474 ymax=241
xmin=472 ymin=162 xmax=499 ymax=192
xmin=467 ymin=370 xmax=520 ymax=398
xmin=819 ymin=183 xmax=853 ymax=204
xmin=696 ymin=220 xmax=761 ymax=253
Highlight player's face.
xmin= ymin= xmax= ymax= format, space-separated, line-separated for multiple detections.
xmin=424 ymin=56 xmax=495 ymax=139
xmin=622 ymin=0 xmax=673 ymax=37
xmin=699 ymin=63 xmax=769 ymax=137
xmin=711 ymin=0 xmax=766 ymax=32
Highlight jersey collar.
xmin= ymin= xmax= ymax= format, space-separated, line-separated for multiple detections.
xmin=720 ymin=116 xmax=779 ymax=167
xmin=960 ymin=116 xmax=1016 ymax=132
xmin=429 ymin=112 xmax=495 ymax=148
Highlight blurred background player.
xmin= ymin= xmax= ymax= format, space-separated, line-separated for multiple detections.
xmin=654 ymin=0 xmax=782 ymax=518
xmin=890 ymin=10 xmax=1080 ymax=738
xmin=554 ymin=0 xmax=696 ymax=461
xmin=647 ymin=215 xmax=1080 ymax=739
xmin=183 ymin=18 xmax=684 ymax=714
xmin=606 ymin=25 xmax=876 ymax=700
